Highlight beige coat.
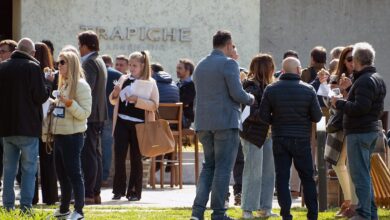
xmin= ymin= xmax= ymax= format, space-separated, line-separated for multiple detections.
xmin=109 ymin=74 xmax=159 ymax=135
xmin=51 ymin=79 xmax=92 ymax=135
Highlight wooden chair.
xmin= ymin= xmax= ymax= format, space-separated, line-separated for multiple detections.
xmin=182 ymin=128 xmax=200 ymax=185
xmin=149 ymin=103 xmax=183 ymax=189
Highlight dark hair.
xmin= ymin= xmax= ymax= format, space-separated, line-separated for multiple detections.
xmin=213 ymin=30 xmax=232 ymax=48
xmin=179 ymin=58 xmax=195 ymax=75
xmin=248 ymin=53 xmax=275 ymax=87
xmin=283 ymin=50 xmax=299 ymax=59
xmin=151 ymin=63 xmax=164 ymax=72
xmin=34 ymin=42 xmax=54 ymax=70
xmin=335 ymin=46 xmax=353 ymax=80
xmin=311 ymin=46 xmax=327 ymax=64
xmin=101 ymin=54 xmax=113 ymax=66
xmin=78 ymin=30 xmax=99 ymax=51
xmin=41 ymin=39 xmax=54 ymax=55
xmin=0 ymin=39 xmax=17 ymax=52
xmin=116 ymin=55 xmax=129 ymax=63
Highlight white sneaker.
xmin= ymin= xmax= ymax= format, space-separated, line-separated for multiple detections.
xmin=242 ymin=210 xmax=254 ymax=219
xmin=16 ymin=192 xmax=21 ymax=200
xmin=66 ymin=211 xmax=84 ymax=220
xmin=256 ymin=209 xmax=279 ymax=218
xmin=53 ymin=209 xmax=70 ymax=219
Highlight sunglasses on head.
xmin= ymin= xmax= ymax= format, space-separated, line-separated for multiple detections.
xmin=346 ymin=56 xmax=353 ymax=62
xmin=58 ymin=60 xmax=66 ymax=65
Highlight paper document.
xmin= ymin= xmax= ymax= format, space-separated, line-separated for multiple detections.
xmin=316 ymin=84 xmax=330 ymax=97
xmin=241 ymin=106 xmax=251 ymax=123
xmin=119 ymin=80 xmax=154 ymax=102
xmin=42 ymin=99 xmax=51 ymax=118
xmin=119 ymin=85 xmax=132 ymax=102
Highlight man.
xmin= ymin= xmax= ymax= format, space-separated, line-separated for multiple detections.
xmin=176 ymin=58 xmax=196 ymax=129
xmin=101 ymin=54 xmax=121 ymax=187
xmin=0 ymin=38 xmax=49 ymax=212
xmin=273 ymin=50 xmax=299 ymax=79
xmin=78 ymin=30 xmax=108 ymax=204
xmin=301 ymin=46 xmax=327 ymax=83
xmin=0 ymin=39 xmax=17 ymax=62
xmin=191 ymin=30 xmax=254 ymax=220
xmin=151 ymin=63 xmax=180 ymax=103
xmin=332 ymin=42 xmax=386 ymax=220
xmin=0 ymin=39 xmax=17 ymax=188
xmin=115 ymin=55 xmax=129 ymax=74
xmin=258 ymin=57 xmax=322 ymax=220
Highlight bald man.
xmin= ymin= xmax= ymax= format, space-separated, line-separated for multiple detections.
xmin=0 ymin=37 xmax=49 ymax=213
xmin=257 ymin=57 xmax=322 ymax=220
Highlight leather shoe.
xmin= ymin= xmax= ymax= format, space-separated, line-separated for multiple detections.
xmin=112 ymin=194 xmax=123 ymax=200
xmin=85 ymin=197 xmax=95 ymax=205
xmin=94 ymin=195 xmax=101 ymax=204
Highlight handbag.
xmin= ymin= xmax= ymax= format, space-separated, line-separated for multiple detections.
xmin=135 ymin=117 xmax=175 ymax=157
xmin=326 ymin=108 xmax=343 ymax=133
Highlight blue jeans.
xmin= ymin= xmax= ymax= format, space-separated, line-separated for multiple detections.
xmin=273 ymin=137 xmax=318 ymax=220
xmin=346 ymin=132 xmax=378 ymax=220
xmin=54 ymin=133 xmax=85 ymax=215
xmin=192 ymin=129 xmax=240 ymax=220
xmin=241 ymin=138 xmax=275 ymax=211
xmin=102 ymin=120 xmax=113 ymax=181
xmin=2 ymin=136 xmax=38 ymax=211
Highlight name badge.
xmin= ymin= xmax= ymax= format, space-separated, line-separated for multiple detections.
xmin=53 ymin=106 xmax=65 ymax=118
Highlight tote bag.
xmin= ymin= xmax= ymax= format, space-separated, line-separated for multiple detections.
xmin=135 ymin=118 xmax=175 ymax=157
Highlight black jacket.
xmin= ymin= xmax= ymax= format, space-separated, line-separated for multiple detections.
xmin=177 ymin=79 xmax=195 ymax=124
xmin=152 ymin=71 xmax=179 ymax=103
xmin=258 ymin=73 xmax=323 ymax=138
xmin=336 ymin=66 xmax=386 ymax=134
xmin=0 ymin=51 xmax=49 ymax=137
xmin=239 ymin=80 xmax=269 ymax=148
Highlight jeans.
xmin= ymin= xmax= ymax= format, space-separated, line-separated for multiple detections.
xmin=241 ymin=138 xmax=275 ymax=212
xmin=54 ymin=133 xmax=85 ymax=215
xmin=191 ymin=129 xmax=240 ymax=220
xmin=2 ymin=136 xmax=38 ymax=211
xmin=273 ymin=137 xmax=318 ymax=220
xmin=82 ymin=122 xmax=103 ymax=198
xmin=347 ymin=132 xmax=378 ymax=220
xmin=102 ymin=120 xmax=113 ymax=181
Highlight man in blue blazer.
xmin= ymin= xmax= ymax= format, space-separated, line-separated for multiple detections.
xmin=191 ymin=30 xmax=254 ymax=220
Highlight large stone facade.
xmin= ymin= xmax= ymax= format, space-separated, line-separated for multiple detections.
xmin=15 ymin=0 xmax=260 ymax=74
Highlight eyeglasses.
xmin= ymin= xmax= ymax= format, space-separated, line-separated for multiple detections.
xmin=346 ymin=56 xmax=353 ymax=62
xmin=58 ymin=60 xmax=67 ymax=65
xmin=0 ymin=49 xmax=10 ymax=54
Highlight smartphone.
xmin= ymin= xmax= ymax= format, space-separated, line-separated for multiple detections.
xmin=332 ymin=88 xmax=341 ymax=96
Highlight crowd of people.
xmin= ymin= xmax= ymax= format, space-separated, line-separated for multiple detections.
xmin=0 ymin=29 xmax=386 ymax=220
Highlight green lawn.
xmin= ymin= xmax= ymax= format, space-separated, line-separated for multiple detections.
xmin=1 ymin=206 xmax=389 ymax=219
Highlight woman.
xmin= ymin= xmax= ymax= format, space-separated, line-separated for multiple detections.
xmin=240 ymin=54 xmax=278 ymax=219
xmin=326 ymin=46 xmax=357 ymax=218
xmin=34 ymin=42 xmax=59 ymax=205
xmin=51 ymin=51 xmax=92 ymax=220
xmin=110 ymin=50 xmax=159 ymax=201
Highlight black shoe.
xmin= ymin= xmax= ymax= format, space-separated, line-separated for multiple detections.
xmin=127 ymin=196 xmax=140 ymax=201
xmin=112 ymin=194 xmax=123 ymax=200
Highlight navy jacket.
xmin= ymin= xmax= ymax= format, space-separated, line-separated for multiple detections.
xmin=152 ymin=71 xmax=179 ymax=103
xmin=106 ymin=67 xmax=122 ymax=120
xmin=258 ymin=73 xmax=323 ymax=138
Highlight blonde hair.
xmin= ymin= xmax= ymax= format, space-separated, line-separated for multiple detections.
xmin=58 ymin=51 xmax=85 ymax=99
xmin=129 ymin=50 xmax=151 ymax=80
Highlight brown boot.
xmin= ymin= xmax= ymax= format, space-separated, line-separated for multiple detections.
xmin=335 ymin=200 xmax=351 ymax=218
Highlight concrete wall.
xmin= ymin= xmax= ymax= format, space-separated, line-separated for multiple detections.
xmin=16 ymin=0 xmax=260 ymax=74
xmin=260 ymin=0 xmax=390 ymax=108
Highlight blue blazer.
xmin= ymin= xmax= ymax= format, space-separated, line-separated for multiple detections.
xmin=193 ymin=49 xmax=253 ymax=131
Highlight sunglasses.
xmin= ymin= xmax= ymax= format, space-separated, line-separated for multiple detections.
xmin=58 ymin=60 xmax=67 ymax=65
xmin=346 ymin=56 xmax=353 ymax=62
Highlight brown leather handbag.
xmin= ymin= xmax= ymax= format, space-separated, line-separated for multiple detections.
xmin=136 ymin=117 xmax=175 ymax=157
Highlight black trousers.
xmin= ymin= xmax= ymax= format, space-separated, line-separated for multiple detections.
xmin=233 ymin=142 xmax=244 ymax=195
xmin=39 ymin=139 xmax=59 ymax=204
xmin=112 ymin=118 xmax=143 ymax=199
xmin=82 ymin=122 xmax=103 ymax=198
